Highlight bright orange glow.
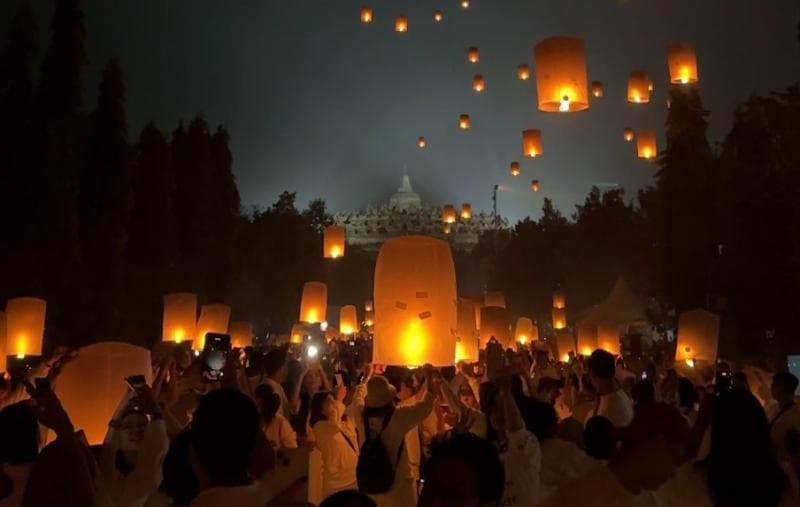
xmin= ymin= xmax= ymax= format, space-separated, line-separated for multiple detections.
xmin=479 ymin=306 xmax=512 ymax=349
xmin=510 ymin=162 xmax=521 ymax=177
xmin=552 ymin=308 xmax=567 ymax=330
xmin=434 ymin=11 xmax=443 ymax=22
xmin=534 ymin=37 xmax=589 ymax=113
xmin=323 ymin=225 xmax=346 ymax=259
xmin=365 ymin=300 xmax=373 ymax=312
xmin=515 ymin=317 xmax=534 ymax=344
xmin=667 ymin=42 xmax=698 ymax=84
xmin=522 ymin=129 xmax=542 ymax=158
xmin=6 ymin=297 xmax=46 ymax=358
xmin=552 ymin=291 xmax=566 ymax=309
xmin=675 ymin=309 xmax=720 ymax=364
xmin=229 ymin=321 xmax=254 ymax=349
xmin=556 ymin=331 xmax=575 ymax=360
xmin=173 ymin=328 xmax=186 ymax=342
xmin=472 ymin=74 xmax=485 ymax=93
xmin=467 ymin=47 xmax=479 ymax=63
xmin=360 ymin=7 xmax=373 ymax=24
xmin=193 ymin=304 xmax=231 ymax=351
xmin=395 ymin=16 xmax=408 ymax=33
xmin=591 ymin=81 xmax=604 ymax=98
xmin=460 ymin=203 xmax=472 ymax=220
xmin=685 ymin=358 xmax=695 ymax=368
xmin=627 ymin=70 xmax=651 ymax=104
xmin=637 ymin=131 xmax=657 ymax=160
xmin=531 ymin=180 xmax=540 ymax=192
xmin=623 ymin=128 xmax=634 ymax=142
xmin=597 ymin=322 xmax=621 ymax=355
xmin=300 ymin=282 xmax=328 ymax=324
xmin=398 ymin=319 xmax=427 ymax=368
xmin=418 ymin=137 xmax=426 ymax=148
xmin=442 ymin=204 xmax=457 ymax=224
xmin=163 ymin=293 xmax=197 ymax=343
xmin=517 ymin=64 xmax=530 ymax=81
xmin=339 ymin=305 xmax=358 ymax=336
xmin=459 ymin=114 xmax=470 ymax=129
xmin=461 ymin=0 xmax=470 ymax=10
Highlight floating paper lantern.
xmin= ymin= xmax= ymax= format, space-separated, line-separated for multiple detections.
xmin=552 ymin=308 xmax=567 ymax=330
xmin=53 ymin=341 xmax=152 ymax=445
xmin=323 ymin=224 xmax=346 ymax=259
xmin=522 ymin=129 xmax=542 ymax=158
xmin=443 ymin=224 xmax=452 ymax=235
xmin=459 ymin=114 xmax=471 ymax=130
xmin=229 ymin=321 xmax=254 ymax=349
xmin=675 ymin=309 xmax=720 ymax=364
xmin=627 ymin=71 xmax=651 ymax=104
xmin=553 ymin=290 xmax=566 ymax=309
xmin=531 ymin=180 xmax=540 ymax=192
xmin=5 ymin=297 xmax=46 ymax=358
xmin=291 ymin=324 xmax=305 ymax=344
xmin=462 ymin=295 xmax=484 ymax=330
xmin=300 ymin=282 xmax=328 ymax=324
xmin=479 ymin=306 xmax=512 ymax=349
xmin=339 ymin=305 xmax=358 ymax=335
xmin=434 ymin=10 xmax=444 ymax=22
xmin=484 ymin=291 xmax=506 ymax=309
xmin=360 ymin=6 xmax=373 ymax=24
xmin=623 ymin=127 xmax=634 ymax=142
xmin=364 ymin=310 xmax=375 ymax=327
xmin=555 ymin=331 xmax=576 ymax=362
xmin=472 ymin=74 xmax=485 ymax=93
xmin=460 ymin=203 xmax=472 ymax=220
xmin=467 ymin=47 xmax=479 ymax=64
xmin=591 ymin=81 xmax=604 ymax=98
xmin=373 ymin=236 xmax=457 ymax=367
xmin=0 ymin=312 xmax=6 ymax=372
xmin=442 ymin=204 xmax=457 ymax=224
xmin=194 ymin=303 xmax=231 ymax=351
xmin=576 ymin=323 xmax=598 ymax=356
xmin=597 ymin=321 xmax=621 ymax=356
xmin=417 ymin=137 xmax=426 ymax=149
xmin=455 ymin=298 xmax=479 ymax=362
xmin=510 ymin=162 xmax=521 ymax=177
xmin=365 ymin=300 xmax=374 ymax=312
xmin=534 ymin=36 xmax=590 ymax=113
xmin=637 ymin=130 xmax=657 ymax=160
xmin=517 ymin=64 xmax=530 ymax=81
xmin=515 ymin=317 xmax=534 ymax=344
xmin=461 ymin=1 xmax=470 ymax=10
xmin=395 ymin=15 xmax=408 ymax=33
xmin=667 ymin=42 xmax=698 ymax=84
xmin=162 ymin=293 xmax=197 ymax=343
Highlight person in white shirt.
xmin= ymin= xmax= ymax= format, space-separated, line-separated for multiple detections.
xmin=254 ymin=383 xmax=297 ymax=451
xmin=260 ymin=348 xmax=290 ymax=418
xmin=586 ymin=349 xmax=634 ymax=428
xmin=768 ymin=371 xmax=800 ymax=467
xmin=309 ymin=386 xmax=359 ymax=499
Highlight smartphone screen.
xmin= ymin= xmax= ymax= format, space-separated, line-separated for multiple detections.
xmin=203 ymin=333 xmax=232 ymax=380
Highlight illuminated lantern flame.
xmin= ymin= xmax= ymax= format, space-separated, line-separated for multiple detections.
xmin=229 ymin=321 xmax=254 ymax=349
xmin=480 ymin=306 xmax=512 ymax=349
xmin=373 ymin=236 xmax=457 ymax=366
xmin=364 ymin=310 xmax=375 ymax=327
xmin=555 ymin=330 xmax=575 ymax=362
xmin=360 ymin=6 xmax=373 ymax=24
xmin=522 ymin=129 xmax=542 ymax=158
xmin=300 ymin=282 xmax=328 ymax=324
xmin=460 ymin=203 xmax=472 ymax=220
xmin=674 ymin=308 xmax=720 ymax=365
xmin=515 ymin=317 xmax=534 ymax=344
xmin=6 ymin=297 xmax=46 ymax=359
xmin=455 ymin=298 xmax=479 ymax=362
xmin=290 ymin=324 xmax=305 ymax=344
xmin=0 ymin=312 xmax=5 ymax=372
xmin=434 ymin=10 xmax=444 ymax=22
xmin=442 ymin=204 xmax=457 ymax=224
xmin=534 ymin=36 xmax=590 ymax=113
xmin=461 ymin=0 xmax=470 ymax=10
xmin=472 ymin=74 xmax=485 ymax=93
xmin=623 ymin=128 xmax=634 ymax=142
xmin=395 ymin=15 xmax=408 ymax=33
xmin=637 ymin=130 xmax=657 ymax=160
xmin=467 ymin=47 xmax=479 ymax=64
xmin=418 ymin=136 xmax=426 ymax=148
xmin=323 ymin=224 xmax=346 ymax=259
xmin=597 ymin=321 xmax=621 ymax=355
xmin=365 ymin=300 xmax=374 ymax=312
xmin=577 ymin=323 xmax=598 ymax=356
xmin=339 ymin=305 xmax=358 ymax=335
xmin=510 ymin=161 xmax=521 ymax=177
xmin=627 ymin=70 xmax=651 ymax=104
xmin=459 ymin=114 xmax=471 ymax=130
xmin=552 ymin=308 xmax=567 ymax=330
xmin=193 ymin=304 xmax=231 ymax=351
xmin=553 ymin=290 xmax=566 ymax=309
xmin=163 ymin=293 xmax=197 ymax=343
xmin=531 ymin=180 xmax=540 ymax=192
xmin=443 ymin=224 xmax=452 ymax=235
xmin=517 ymin=64 xmax=530 ymax=81
xmin=591 ymin=81 xmax=604 ymax=98
xmin=667 ymin=42 xmax=698 ymax=84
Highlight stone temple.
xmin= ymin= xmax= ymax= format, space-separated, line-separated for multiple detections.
xmin=334 ymin=175 xmax=508 ymax=252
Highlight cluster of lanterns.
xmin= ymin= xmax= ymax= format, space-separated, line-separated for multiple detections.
xmin=163 ymin=295 xmax=250 ymax=351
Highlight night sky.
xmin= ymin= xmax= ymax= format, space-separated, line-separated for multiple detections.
xmin=4 ymin=0 xmax=799 ymax=222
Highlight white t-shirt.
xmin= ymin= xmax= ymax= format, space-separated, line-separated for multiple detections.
xmin=499 ymin=429 xmax=541 ymax=507
xmin=539 ymin=438 xmax=600 ymax=501
xmin=587 ymin=389 xmax=634 ymax=427
xmin=263 ymin=414 xmax=298 ymax=451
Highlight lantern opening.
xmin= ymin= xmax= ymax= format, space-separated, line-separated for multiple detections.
xmin=686 ymin=358 xmax=695 ymax=368
xmin=173 ymin=328 xmax=186 ymax=342
xmin=559 ymin=95 xmax=571 ymax=112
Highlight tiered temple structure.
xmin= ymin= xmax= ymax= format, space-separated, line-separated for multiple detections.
xmin=334 ymin=175 xmax=507 ymax=252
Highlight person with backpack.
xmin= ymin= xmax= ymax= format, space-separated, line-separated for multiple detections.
xmin=354 ymin=366 xmax=435 ymax=507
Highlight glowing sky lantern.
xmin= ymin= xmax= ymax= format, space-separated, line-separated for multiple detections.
xmin=667 ymin=42 xmax=698 ymax=84
xmin=53 ymin=341 xmax=152 ymax=445
xmin=455 ymin=298 xmax=479 ymax=363
xmin=627 ymin=70 xmax=651 ymax=104
xmin=323 ymin=224 xmax=346 ymax=259
xmin=484 ymin=291 xmax=506 ymax=309
xmin=339 ymin=305 xmax=358 ymax=335
xmin=597 ymin=321 xmax=621 ymax=355
xmin=510 ymin=161 xmax=521 ymax=177
xmin=5 ymin=297 xmax=46 ymax=358
xmin=623 ymin=127 xmax=634 ymax=142
xmin=555 ymin=331 xmax=576 ymax=362
xmin=515 ymin=317 xmax=534 ymax=344
xmin=442 ymin=204 xmax=457 ymax=224
xmin=637 ymin=130 xmax=657 ymax=160
xmin=522 ymin=129 xmax=543 ymax=158
xmin=434 ymin=10 xmax=444 ymax=22
xmin=459 ymin=114 xmax=471 ymax=130
xmin=534 ymin=36 xmax=589 ymax=113
xmin=472 ymin=74 xmax=485 ymax=93
xmin=365 ymin=300 xmax=374 ymax=312
xmin=531 ymin=180 xmax=540 ymax=192
xmin=675 ymin=308 xmax=720 ymax=365
xmin=364 ymin=310 xmax=375 ymax=327
xmin=552 ymin=290 xmax=566 ymax=309
xmin=552 ymin=307 xmax=567 ymax=330
xmin=460 ymin=203 xmax=472 ymax=220
xmin=461 ymin=0 xmax=470 ymax=10
xmin=290 ymin=324 xmax=305 ymax=344
xmin=417 ymin=136 xmax=426 ymax=149
xmin=517 ymin=64 xmax=530 ymax=81
xmin=467 ymin=47 xmax=479 ymax=64
xmin=300 ymin=282 xmax=328 ymax=324
xmin=0 ymin=312 xmax=6 ymax=372
xmin=360 ymin=6 xmax=373 ymax=24
xmin=576 ymin=323 xmax=598 ymax=356
xmin=194 ymin=303 xmax=231 ymax=351
xmin=373 ymin=236 xmax=457 ymax=367
xmin=162 ymin=292 xmax=197 ymax=343
xmin=591 ymin=81 xmax=604 ymax=98
xmin=229 ymin=321 xmax=254 ymax=349
xmin=479 ymin=306 xmax=512 ymax=349
xmin=443 ymin=224 xmax=452 ymax=235
xmin=395 ymin=15 xmax=408 ymax=33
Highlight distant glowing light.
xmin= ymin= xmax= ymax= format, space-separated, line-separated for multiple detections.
xmin=307 ymin=345 xmax=319 ymax=358
xmin=685 ymin=358 xmax=695 ymax=368
xmin=320 ymin=321 xmax=328 ymax=331
xmin=559 ymin=95 xmax=571 ymax=112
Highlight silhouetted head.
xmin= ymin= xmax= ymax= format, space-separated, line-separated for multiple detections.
xmin=319 ymin=490 xmax=377 ymax=507
xmin=0 ymin=402 xmax=38 ymax=464
xmin=632 ymin=380 xmax=656 ymax=408
xmin=771 ymin=371 xmax=798 ymax=405
xmin=253 ymin=383 xmax=281 ymax=425
xmin=588 ymin=350 xmax=616 ymax=385
xmin=263 ymin=348 xmax=288 ymax=382
xmin=584 ymin=416 xmax=617 ymax=460
xmin=161 ymin=429 xmax=199 ymax=505
xmin=677 ymin=377 xmax=698 ymax=410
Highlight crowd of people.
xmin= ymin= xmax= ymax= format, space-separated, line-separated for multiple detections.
xmin=0 ymin=336 xmax=799 ymax=507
